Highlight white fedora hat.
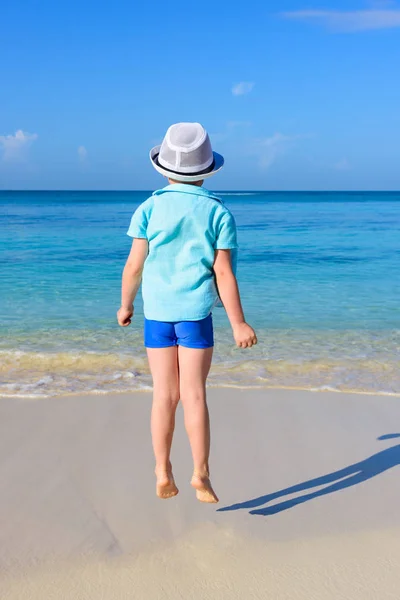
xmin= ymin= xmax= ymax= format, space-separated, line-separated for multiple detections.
xmin=150 ymin=122 xmax=224 ymax=182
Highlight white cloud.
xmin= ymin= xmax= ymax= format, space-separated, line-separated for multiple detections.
xmin=232 ymin=82 xmax=254 ymax=96
xmin=0 ymin=129 xmax=38 ymax=161
xmin=77 ymin=146 xmax=88 ymax=162
xmin=257 ymin=132 xmax=305 ymax=169
xmin=282 ymin=9 xmax=400 ymax=32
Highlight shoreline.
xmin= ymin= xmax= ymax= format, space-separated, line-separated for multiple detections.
xmin=2 ymin=382 xmax=400 ymax=401
xmin=2 ymin=328 xmax=400 ymax=398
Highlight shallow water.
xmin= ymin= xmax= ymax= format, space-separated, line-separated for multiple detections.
xmin=1 ymin=190 xmax=400 ymax=397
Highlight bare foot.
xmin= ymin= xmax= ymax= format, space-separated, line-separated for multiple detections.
xmin=191 ymin=472 xmax=219 ymax=504
xmin=155 ymin=468 xmax=179 ymax=499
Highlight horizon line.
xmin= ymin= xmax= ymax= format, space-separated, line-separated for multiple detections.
xmin=1 ymin=189 xmax=400 ymax=194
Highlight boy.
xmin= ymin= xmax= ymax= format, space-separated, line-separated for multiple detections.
xmin=117 ymin=123 xmax=257 ymax=503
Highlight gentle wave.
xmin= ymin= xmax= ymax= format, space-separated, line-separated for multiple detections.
xmin=1 ymin=348 xmax=400 ymax=398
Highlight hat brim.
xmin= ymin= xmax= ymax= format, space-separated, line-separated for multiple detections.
xmin=149 ymin=146 xmax=224 ymax=182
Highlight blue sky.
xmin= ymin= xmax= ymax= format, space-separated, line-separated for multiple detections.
xmin=1 ymin=0 xmax=400 ymax=190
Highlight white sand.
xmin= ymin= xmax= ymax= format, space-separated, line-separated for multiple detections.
xmin=1 ymin=388 xmax=400 ymax=599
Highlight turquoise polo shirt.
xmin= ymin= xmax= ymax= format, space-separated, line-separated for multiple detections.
xmin=127 ymin=184 xmax=238 ymax=322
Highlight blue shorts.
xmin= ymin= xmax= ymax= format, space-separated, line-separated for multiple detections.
xmin=144 ymin=314 xmax=214 ymax=349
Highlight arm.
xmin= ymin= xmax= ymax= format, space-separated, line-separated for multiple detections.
xmin=213 ymin=249 xmax=257 ymax=348
xmin=117 ymin=238 xmax=148 ymax=327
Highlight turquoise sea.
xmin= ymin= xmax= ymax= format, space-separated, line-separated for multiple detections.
xmin=1 ymin=190 xmax=400 ymax=398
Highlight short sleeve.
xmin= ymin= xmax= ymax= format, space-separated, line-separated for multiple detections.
xmin=127 ymin=201 xmax=151 ymax=239
xmin=215 ymin=210 xmax=238 ymax=250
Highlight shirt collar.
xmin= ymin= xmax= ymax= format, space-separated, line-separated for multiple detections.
xmin=153 ymin=184 xmax=222 ymax=203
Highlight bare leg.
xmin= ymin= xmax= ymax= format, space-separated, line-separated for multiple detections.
xmin=147 ymin=347 xmax=180 ymax=499
xmin=178 ymin=346 xmax=218 ymax=503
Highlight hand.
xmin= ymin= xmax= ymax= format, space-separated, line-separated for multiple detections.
xmin=117 ymin=306 xmax=133 ymax=327
xmin=233 ymin=322 xmax=257 ymax=348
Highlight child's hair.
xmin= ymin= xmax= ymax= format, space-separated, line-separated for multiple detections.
xmin=168 ymin=178 xmax=204 ymax=187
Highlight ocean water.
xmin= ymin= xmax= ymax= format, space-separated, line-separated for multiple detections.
xmin=1 ymin=190 xmax=400 ymax=398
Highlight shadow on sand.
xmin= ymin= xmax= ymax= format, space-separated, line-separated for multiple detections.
xmin=218 ymin=434 xmax=400 ymax=516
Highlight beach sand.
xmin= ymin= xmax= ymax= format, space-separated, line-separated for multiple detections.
xmin=1 ymin=388 xmax=400 ymax=599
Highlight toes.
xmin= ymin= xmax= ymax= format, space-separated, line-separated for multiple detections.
xmin=191 ymin=475 xmax=219 ymax=503
xmin=156 ymin=484 xmax=179 ymax=499
xmin=196 ymin=490 xmax=219 ymax=504
xmin=155 ymin=471 xmax=179 ymax=499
